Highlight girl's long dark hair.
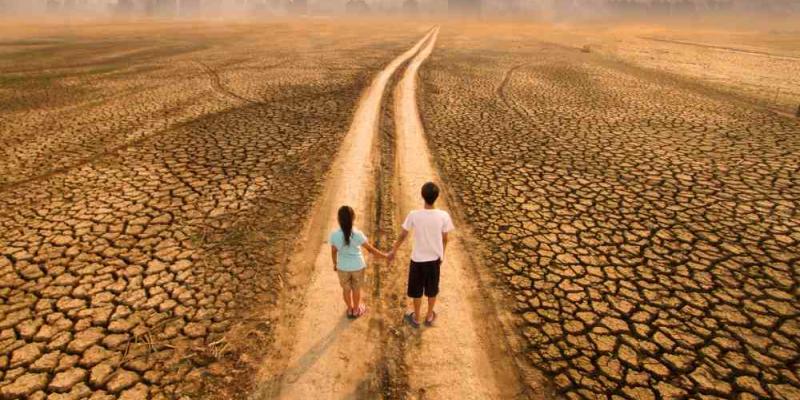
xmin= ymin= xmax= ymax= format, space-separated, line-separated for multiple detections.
xmin=337 ymin=205 xmax=355 ymax=246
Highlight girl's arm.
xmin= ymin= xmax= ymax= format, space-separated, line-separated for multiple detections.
xmin=331 ymin=245 xmax=338 ymax=271
xmin=362 ymin=241 xmax=388 ymax=259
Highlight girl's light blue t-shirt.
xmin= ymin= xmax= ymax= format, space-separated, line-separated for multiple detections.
xmin=330 ymin=228 xmax=367 ymax=271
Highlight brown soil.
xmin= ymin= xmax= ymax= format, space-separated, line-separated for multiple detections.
xmin=418 ymin=20 xmax=800 ymax=400
xmin=3 ymin=16 xmax=798 ymax=400
xmin=0 ymin=19 xmax=428 ymax=400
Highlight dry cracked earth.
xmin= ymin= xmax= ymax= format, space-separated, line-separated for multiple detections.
xmin=0 ymin=20 xmax=425 ymax=400
xmin=2 ymin=18 xmax=799 ymax=400
xmin=419 ymin=23 xmax=799 ymax=400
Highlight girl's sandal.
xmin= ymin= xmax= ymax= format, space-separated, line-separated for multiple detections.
xmin=424 ymin=311 xmax=437 ymax=327
xmin=354 ymin=304 xmax=367 ymax=318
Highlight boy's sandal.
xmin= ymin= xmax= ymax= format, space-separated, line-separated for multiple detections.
xmin=404 ymin=312 xmax=420 ymax=329
xmin=347 ymin=307 xmax=355 ymax=319
xmin=354 ymin=304 xmax=367 ymax=318
xmin=424 ymin=311 xmax=437 ymax=327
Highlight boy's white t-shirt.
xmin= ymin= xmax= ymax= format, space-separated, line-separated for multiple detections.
xmin=402 ymin=209 xmax=455 ymax=262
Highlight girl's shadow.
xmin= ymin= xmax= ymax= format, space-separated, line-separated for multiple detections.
xmin=252 ymin=316 xmax=352 ymax=398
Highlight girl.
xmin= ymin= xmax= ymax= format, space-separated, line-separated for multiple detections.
xmin=330 ymin=205 xmax=387 ymax=318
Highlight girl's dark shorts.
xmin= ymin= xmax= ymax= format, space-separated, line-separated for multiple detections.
xmin=407 ymin=259 xmax=441 ymax=298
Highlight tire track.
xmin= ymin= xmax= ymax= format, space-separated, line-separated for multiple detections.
xmin=195 ymin=60 xmax=265 ymax=105
xmin=639 ymin=36 xmax=800 ymax=60
xmin=393 ymin=28 xmax=542 ymax=400
xmin=497 ymin=63 xmax=531 ymax=118
xmin=496 ymin=63 xmax=564 ymax=146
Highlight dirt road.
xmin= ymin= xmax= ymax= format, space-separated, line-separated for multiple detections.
xmin=251 ymin=28 xmax=436 ymax=399
xmin=392 ymin=29 xmax=532 ymax=400
xmin=253 ymin=26 xmax=541 ymax=400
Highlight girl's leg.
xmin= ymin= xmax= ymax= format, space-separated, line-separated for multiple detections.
xmin=352 ymin=287 xmax=362 ymax=311
xmin=342 ymin=288 xmax=353 ymax=310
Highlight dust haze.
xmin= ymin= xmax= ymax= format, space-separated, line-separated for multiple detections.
xmin=2 ymin=0 xmax=800 ymax=17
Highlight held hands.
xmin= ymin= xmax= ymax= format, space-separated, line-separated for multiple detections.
xmin=374 ymin=250 xmax=391 ymax=260
xmin=374 ymin=249 xmax=394 ymax=262
xmin=372 ymin=246 xmax=392 ymax=261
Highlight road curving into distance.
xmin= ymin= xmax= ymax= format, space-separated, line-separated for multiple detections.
xmin=392 ymin=27 xmax=535 ymax=400
xmin=251 ymin=27 xmax=437 ymax=399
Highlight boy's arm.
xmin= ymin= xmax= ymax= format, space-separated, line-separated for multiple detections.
xmin=331 ymin=245 xmax=338 ymax=271
xmin=388 ymin=229 xmax=409 ymax=262
xmin=441 ymin=213 xmax=453 ymax=260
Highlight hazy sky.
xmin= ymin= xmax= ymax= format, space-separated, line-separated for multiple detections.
xmin=1 ymin=0 xmax=799 ymax=15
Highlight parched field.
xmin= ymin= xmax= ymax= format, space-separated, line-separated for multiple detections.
xmin=0 ymin=20 xmax=426 ymax=400
xmin=2 ymin=17 xmax=799 ymax=400
xmin=419 ymin=22 xmax=800 ymax=400
xmin=526 ymin=17 xmax=800 ymax=118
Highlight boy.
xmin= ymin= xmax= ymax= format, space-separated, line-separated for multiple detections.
xmin=389 ymin=182 xmax=455 ymax=327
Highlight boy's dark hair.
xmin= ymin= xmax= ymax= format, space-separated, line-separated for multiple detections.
xmin=421 ymin=182 xmax=440 ymax=205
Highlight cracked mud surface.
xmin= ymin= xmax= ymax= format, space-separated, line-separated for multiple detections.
xmin=0 ymin=20 xmax=422 ymax=400
xmin=525 ymin=18 xmax=800 ymax=117
xmin=419 ymin=23 xmax=800 ymax=400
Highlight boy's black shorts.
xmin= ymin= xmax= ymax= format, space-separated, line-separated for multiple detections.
xmin=407 ymin=259 xmax=441 ymax=298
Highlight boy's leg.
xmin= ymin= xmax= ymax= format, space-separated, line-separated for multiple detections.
xmin=412 ymin=298 xmax=422 ymax=323
xmin=424 ymin=259 xmax=441 ymax=321
xmin=426 ymin=296 xmax=437 ymax=320
xmin=407 ymin=261 xmax=424 ymax=323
